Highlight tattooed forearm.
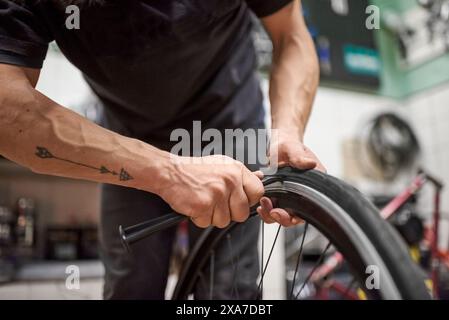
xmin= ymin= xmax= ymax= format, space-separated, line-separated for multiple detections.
xmin=35 ymin=146 xmax=133 ymax=181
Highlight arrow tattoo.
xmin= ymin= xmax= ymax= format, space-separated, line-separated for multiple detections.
xmin=35 ymin=146 xmax=133 ymax=181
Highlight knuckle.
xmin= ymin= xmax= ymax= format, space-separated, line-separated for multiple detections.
xmin=233 ymin=207 xmax=249 ymax=222
xmin=197 ymin=211 xmax=214 ymax=225
xmin=195 ymin=196 xmax=213 ymax=212
xmin=210 ymin=182 xmax=226 ymax=197
xmin=226 ymin=171 xmax=241 ymax=187
xmin=255 ymin=182 xmax=265 ymax=198
xmin=214 ymin=154 xmax=234 ymax=165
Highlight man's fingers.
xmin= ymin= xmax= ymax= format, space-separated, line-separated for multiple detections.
xmin=257 ymin=206 xmax=276 ymax=224
xmin=261 ymin=196 xmax=273 ymax=208
xmin=315 ymin=161 xmax=327 ymax=173
xmin=269 ymin=208 xmax=295 ymax=226
xmin=212 ymin=201 xmax=231 ymax=229
xmin=253 ymin=170 xmax=264 ymax=179
xmin=229 ymin=187 xmax=250 ymax=223
xmin=303 ymin=146 xmax=327 ymax=173
xmin=192 ymin=214 xmax=212 ymax=228
xmin=288 ymin=154 xmax=317 ymax=169
xmin=290 ymin=214 xmax=305 ymax=225
xmin=312 ymin=155 xmax=327 ymax=173
xmin=257 ymin=196 xmax=276 ymax=223
xmin=257 ymin=197 xmax=305 ymax=226
xmin=242 ymin=168 xmax=265 ymax=206
xmin=270 ymin=208 xmax=304 ymax=227
xmin=270 ymin=141 xmax=327 ymax=173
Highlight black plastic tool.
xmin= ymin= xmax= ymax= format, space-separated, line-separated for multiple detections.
xmin=119 ymin=212 xmax=186 ymax=252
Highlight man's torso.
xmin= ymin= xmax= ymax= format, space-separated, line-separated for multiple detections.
xmin=36 ymin=0 xmax=264 ymax=146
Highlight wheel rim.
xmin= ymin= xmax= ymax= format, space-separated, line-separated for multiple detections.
xmin=172 ymin=179 xmax=403 ymax=300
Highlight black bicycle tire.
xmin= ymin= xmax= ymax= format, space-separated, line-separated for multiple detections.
xmin=172 ymin=168 xmax=430 ymax=300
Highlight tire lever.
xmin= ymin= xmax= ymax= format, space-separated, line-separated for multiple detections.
xmin=119 ymin=212 xmax=186 ymax=252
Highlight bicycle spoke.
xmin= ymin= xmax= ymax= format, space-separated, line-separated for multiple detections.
xmin=232 ymin=222 xmax=247 ymax=299
xmin=256 ymin=224 xmax=282 ymax=298
xmin=294 ymin=241 xmax=331 ymax=300
xmin=289 ymin=222 xmax=309 ymax=300
xmin=209 ymin=250 xmax=215 ymax=300
xmin=226 ymin=232 xmax=239 ymax=300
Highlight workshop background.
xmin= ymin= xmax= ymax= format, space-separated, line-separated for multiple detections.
xmin=0 ymin=0 xmax=448 ymax=299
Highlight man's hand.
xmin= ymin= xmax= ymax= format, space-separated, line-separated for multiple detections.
xmin=159 ymin=155 xmax=264 ymax=228
xmin=257 ymin=1 xmax=323 ymax=227
xmin=257 ymin=129 xmax=326 ymax=227
xmin=270 ymin=128 xmax=325 ymax=171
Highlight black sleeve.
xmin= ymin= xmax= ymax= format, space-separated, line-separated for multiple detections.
xmin=0 ymin=1 xmax=53 ymax=68
xmin=244 ymin=0 xmax=294 ymax=18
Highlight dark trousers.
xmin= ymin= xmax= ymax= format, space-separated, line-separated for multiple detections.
xmin=99 ymin=125 xmax=264 ymax=299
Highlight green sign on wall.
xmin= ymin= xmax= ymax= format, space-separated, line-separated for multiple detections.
xmin=372 ymin=0 xmax=449 ymax=99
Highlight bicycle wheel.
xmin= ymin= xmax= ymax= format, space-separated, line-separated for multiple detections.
xmin=172 ymin=167 xmax=430 ymax=300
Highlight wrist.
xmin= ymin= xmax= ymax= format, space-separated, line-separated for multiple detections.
xmin=133 ymin=145 xmax=176 ymax=195
xmin=271 ymin=120 xmax=305 ymax=142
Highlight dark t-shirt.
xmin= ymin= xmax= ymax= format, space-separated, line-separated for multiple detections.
xmin=0 ymin=0 xmax=291 ymax=149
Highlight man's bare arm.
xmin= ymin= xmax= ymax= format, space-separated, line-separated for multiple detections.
xmin=0 ymin=64 xmax=172 ymax=195
xmin=262 ymin=0 xmax=319 ymax=140
xmin=256 ymin=1 xmax=324 ymax=227
xmin=0 ymin=64 xmax=264 ymax=228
